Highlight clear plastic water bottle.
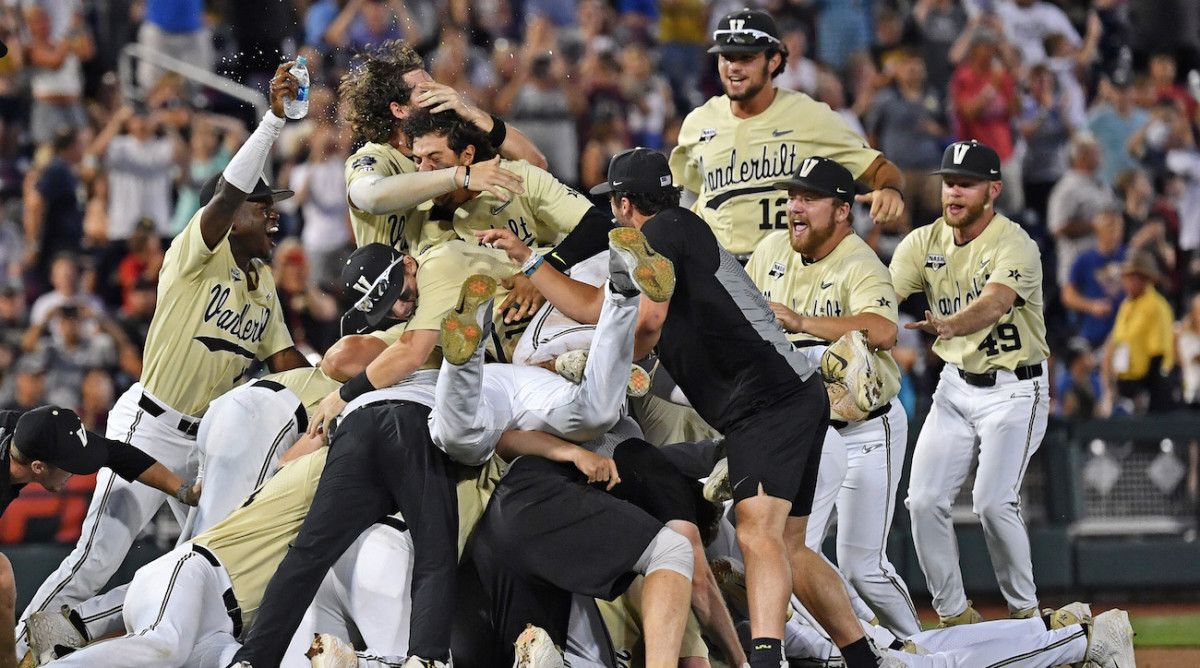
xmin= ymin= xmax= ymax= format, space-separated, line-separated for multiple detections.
xmin=283 ymin=56 xmax=309 ymax=120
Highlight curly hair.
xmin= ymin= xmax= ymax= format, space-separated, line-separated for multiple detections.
xmin=340 ymin=40 xmax=426 ymax=145
xmin=401 ymin=109 xmax=497 ymax=163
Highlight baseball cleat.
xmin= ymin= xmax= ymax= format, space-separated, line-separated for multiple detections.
xmin=512 ymin=624 xmax=564 ymax=667
xmin=17 ymin=650 xmax=35 ymax=668
xmin=441 ymin=274 xmax=497 ymax=365
xmin=306 ymin=633 xmax=358 ymax=668
xmin=702 ymin=457 xmax=731 ymax=504
xmin=28 ymin=605 xmax=86 ymax=665
xmin=608 ymin=228 xmax=675 ymax=302
xmin=821 ymin=330 xmax=883 ymax=413
xmin=1010 ymin=606 xmax=1038 ymax=619
xmin=627 ymin=364 xmax=651 ymax=398
xmin=936 ymin=601 xmax=983 ymax=628
xmin=401 ymin=655 xmax=449 ymax=668
xmin=554 ymin=349 xmax=588 ymax=384
xmin=1085 ymin=609 xmax=1135 ymax=668
xmin=710 ymin=556 xmax=748 ymax=612
xmin=1046 ymin=601 xmax=1092 ymax=629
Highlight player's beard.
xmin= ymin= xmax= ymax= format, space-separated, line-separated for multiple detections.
xmin=723 ymin=61 xmax=770 ymax=101
xmin=789 ymin=216 xmax=835 ymax=258
xmin=942 ymin=191 xmax=993 ymax=229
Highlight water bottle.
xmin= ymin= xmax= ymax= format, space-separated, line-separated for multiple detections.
xmin=283 ymin=56 xmax=309 ymax=120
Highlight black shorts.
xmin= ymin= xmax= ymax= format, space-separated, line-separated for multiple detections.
xmin=609 ymin=438 xmax=699 ymax=526
xmin=474 ymin=454 xmax=664 ymax=600
xmin=724 ymin=376 xmax=828 ymax=516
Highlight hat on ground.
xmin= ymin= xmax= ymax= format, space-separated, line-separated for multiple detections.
xmin=773 ymin=156 xmax=855 ymax=200
xmin=12 ymin=406 xmax=106 ymax=475
xmin=931 ymin=140 xmax=1003 ymax=181
xmin=198 ymin=174 xmax=294 ymax=207
xmin=709 ymin=8 xmax=783 ymax=54
xmin=340 ymin=243 xmax=410 ymax=335
xmin=590 ymin=147 xmax=675 ymax=196
xmin=1121 ymin=250 xmax=1161 ymax=282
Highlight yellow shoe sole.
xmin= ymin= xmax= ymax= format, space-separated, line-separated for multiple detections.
xmin=441 ymin=274 xmax=497 ymax=365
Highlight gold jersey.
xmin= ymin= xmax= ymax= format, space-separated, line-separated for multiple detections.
xmin=141 ymin=209 xmax=295 ymax=417
xmin=260 ymin=366 xmax=342 ymax=418
xmin=670 ymin=88 xmax=880 ymax=255
xmin=890 ymin=214 xmax=1049 ymax=373
xmin=746 ymin=231 xmax=902 ymax=413
xmin=345 ymin=142 xmax=457 ymax=254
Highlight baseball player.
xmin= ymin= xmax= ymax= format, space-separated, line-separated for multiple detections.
xmin=340 ymin=39 xmax=544 ymax=254
xmin=481 ymin=147 xmax=887 ymax=668
xmin=890 ymin=140 xmax=1050 ymax=625
xmin=1 ymin=406 xmax=199 ymax=668
xmin=15 ymin=67 xmax=311 ymax=657
xmin=669 ymin=8 xmax=905 ymax=259
xmin=744 ymin=156 xmax=920 ymax=636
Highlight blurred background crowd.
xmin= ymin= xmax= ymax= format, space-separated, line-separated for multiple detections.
xmin=1 ymin=0 xmax=1200 ymax=460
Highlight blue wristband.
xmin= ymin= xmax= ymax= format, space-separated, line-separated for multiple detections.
xmin=522 ymin=254 xmax=544 ymax=277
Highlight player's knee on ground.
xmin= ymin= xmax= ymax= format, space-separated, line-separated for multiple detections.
xmin=634 ymin=527 xmax=694 ymax=581
xmin=321 ymin=335 xmax=387 ymax=381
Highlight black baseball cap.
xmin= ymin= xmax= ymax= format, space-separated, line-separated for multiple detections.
xmin=12 ymin=407 xmax=106 ymax=475
xmin=198 ymin=174 xmax=295 ymax=207
xmin=773 ymin=156 xmax=855 ymax=200
xmin=709 ymin=8 xmax=783 ymax=54
xmin=931 ymin=140 xmax=1003 ymax=181
xmin=339 ymin=243 xmax=411 ymax=335
xmin=589 ymin=147 xmax=675 ymax=196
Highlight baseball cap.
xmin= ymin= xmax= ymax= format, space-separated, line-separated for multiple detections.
xmin=339 ymin=243 xmax=412 ymax=335
xmin=589 ymin=147 xmax=675 ymax=196
xmin=773 ymin=156 xmax=855 ymax=200
xmin=12 ymin=407 xmax=106 ymax=475
xmin=931 ymin=140 xmax=1003 ymax=181
xmin=198 ymin=174 xmax=295 ymax=207
xmin=709 ymin=8 xmax=783 ymax=54
xmin=1121 ymin=250 xmax=1161 ymax=282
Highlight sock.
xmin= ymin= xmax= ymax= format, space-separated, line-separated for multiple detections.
xmin=1042 ymin=613 xmax=1054 ymax=631
xmin=840 ymin=637 xmax=881 ymax=667
xmin=748 ymin=637 xmax=785 ymax=668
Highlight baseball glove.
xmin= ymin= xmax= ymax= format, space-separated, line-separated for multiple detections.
xmin=821 ymin=329 xmax=884 ymax=420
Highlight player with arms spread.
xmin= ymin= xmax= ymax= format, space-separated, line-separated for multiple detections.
xmin=889 ymin=140 xmax=1050 ymax=626
xmin=670 ymin=8 xmax=904 ymax=259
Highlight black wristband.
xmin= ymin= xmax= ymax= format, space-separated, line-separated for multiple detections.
xmin=487 ymin=114 xmax=507 ymax=148
xmin=881 ymin=185 xmax=905 ymax=201
xmin=339 ymin=371 xmax=377 ymax=402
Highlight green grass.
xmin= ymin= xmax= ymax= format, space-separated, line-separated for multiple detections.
xmin=1131 ymin=612 xmax=1200 ymax=647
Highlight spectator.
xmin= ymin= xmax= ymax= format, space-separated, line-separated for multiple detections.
xmin=27 ymin=253 xmax=106 ymax=345
xmin=91 ymin=104 xmax=183 ymax=241
xmin=77 ymin=366 xmax=114 ymax=431
xmin=0 ymin=282 xmax=25 ymax=350
xmin=949 ymin=27 xmax=1023 ymax=213
xmin=618 ymin=43 xmax=672 ymax=150
xmin=992 ymin=0 xmax=1081 ymax=69
xmin=1088 ymin=72 xmax=1151 ymax=186
xmin=0 ymin=4 xmax=25 ymax=150
xmin=496 ymin=50 xmax=584 ymax=185
xmin=137 ymin=0 xmax=213 ymax=89
xmin=865 ymin=47 xmax=948 ymax=222
xmin=24 ymin=302 xmax=120 ymax=408
xmin=428 ymin=25 xmax=492 ymax=106
xmin=324 ymin=0 xmax=418 ymax=52
xmin=1058 ymin=338 xmax=1100 ymax=419
xmin=579 ymin=105 xmax=629 ymax=192
xmin=114 ymin=219 xmax=164 ymax=312
xmin=656 ymin=0 xmax=710 ymax=112
xmin=1128 ymin=98 xmax=1197 ymax=182
xmin=1178 ymin=293 xmax=1200 ymax=406
xmin=908 ymin=0 xmax=969 ymax=94
xmin=812 ymin=0 xmax=873 ymax=74
xmin=1148 ymin=51 xmax=1198 ymax=120
xmin=774 ymin=22 xmax=819 ymax=97
xmin=288 ymin=123 xmax=352 ymax=288
xmin=1019 ymin=64 xmax=1076 ymax=225
xmin=1101 ymin=250 xmax=1176 ymax=415
xmin=24 ymin=3 xmax=93 ymax=146
xmin=22 ymin=129 xmax=85 ymax=293
xmin=1047 ymin=132 xmax=1117 ymax=285
xmin=1062 ymin=209 xmax=1126 ymax=349
xmin=305 ymin=0 xmax=350 ymax=50
xmin=272 ymin=240 xmax=339 ymax=357
xmin=114 ymin=277 xmax=155 ymax=382
xmin=0 ymin=355 xmax=47 ymax=412
xmin=171 ymin=113 xmax=244 ymax=237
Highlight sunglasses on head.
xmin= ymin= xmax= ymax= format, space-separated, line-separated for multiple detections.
xmin=712 ymin=28 xmax=780 ymax=47
xmin=352 ymin=257 xmax=412 ymax=316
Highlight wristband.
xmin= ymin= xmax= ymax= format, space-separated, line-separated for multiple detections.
xmin=487 ymin=114 xmax=508 ymax=147
xmin=339 ymin=371 xmax=377 ymax=402
xmin=176 ymin=482 xmax=192 ymax=504
xmin=463 ymin=164 xmax=471 ymax=190
xmin=522 ymin=253 xmax=544 ymax=277
xmin=880 ymin=185 xmax=905 ymax=202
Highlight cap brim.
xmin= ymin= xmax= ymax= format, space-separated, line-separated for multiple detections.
xmin=930 ymin=167 xmax=997 ymax=180
xmin=56 ymin=431 xmax=108 ymax=475
xmin=363 ymin=261 xmax=409 ymax=327
xmin=589 ymin=182 xmax=616 ymax=196
xmin=708 ymin=43 xmax=772 ymax=54
xmin=771 ymin=179 xmax=846 ymax=199
xmin=248 ymin=188 xmax=295 ymax=203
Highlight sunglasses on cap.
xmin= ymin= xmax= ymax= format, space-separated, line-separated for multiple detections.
xmin=352 ymin=258 xmax=413 ymax=318
xmin=712 ymin=27 xmax=781 ymax=47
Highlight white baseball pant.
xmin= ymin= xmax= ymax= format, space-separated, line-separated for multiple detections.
xmin=282 ymin=518 xmax=414 ymax=668
xmin=46 ymin=543 xmax=241 ymax=668
xmin=906 ymin=364 xmax=1049 ymax=618
xmin=834 ymin=400 xmax=920 ymax=636
xmin=430 ymin=285 xmax=638 ymax=465
xmin=177 ymin=379 xmax=306 ymax=542
xmin=16 ymin=383 xmax=199 ymax=656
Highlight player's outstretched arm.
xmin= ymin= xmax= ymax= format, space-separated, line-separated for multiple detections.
xmin=771 ymin=303 xmax=898 ymax=350
xmin=136 ymin=462 xmax=201 ymax=506
xmin=348 ymin=155 xmax=525 ymax=214
xmin=923 ymin=283 xmax=1017 ymax=339
xmin=476 ymin=228 xmax=607 ymax=325
xmin=854 ymin=155 xmax=906 ymax=225
xmin=264 ymin=346 xmax=311 ymax=373
xmin=496 ymin=430 xmax=620 ymax=490
xmin=199 ymin=63 xmax=296 ymax=250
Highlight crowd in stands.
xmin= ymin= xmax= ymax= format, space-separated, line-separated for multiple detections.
xmin=2 ymin=0 xmax=1200 ymax=539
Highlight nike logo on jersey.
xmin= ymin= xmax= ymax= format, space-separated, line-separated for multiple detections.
xmin=772 ymin=129 xmax=793 ymax=137
xmin=490 ymin=201 xmax=511 ymax=215
xmin=820 ymin=281 xmax=834 ymax=289
xmin=862 ymin=442 xmax=883 ymax=454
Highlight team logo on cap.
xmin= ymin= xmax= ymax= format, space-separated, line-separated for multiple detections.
xmin=925 ymin=254 xmax=946 ymax=271
xmin=798 ymin=158 xmax=818 ymax=178
xmin=952 ymin=143 xmax=971 ymax=164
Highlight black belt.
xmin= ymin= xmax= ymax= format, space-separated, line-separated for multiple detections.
xmin=378 ymin=516 xmax=409 ymax=532
xmin=138 ymin=393 xmax=200 ymax=437
xmin=830 ymin=403 xmax=891 ymax=430
xmin=252 ymin=379 xmax=309 ymax=434
xmin=190 ymin=544 xmax=244 ymax=638
xmin=957 ymin=363 xmax=1043 ymax=388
